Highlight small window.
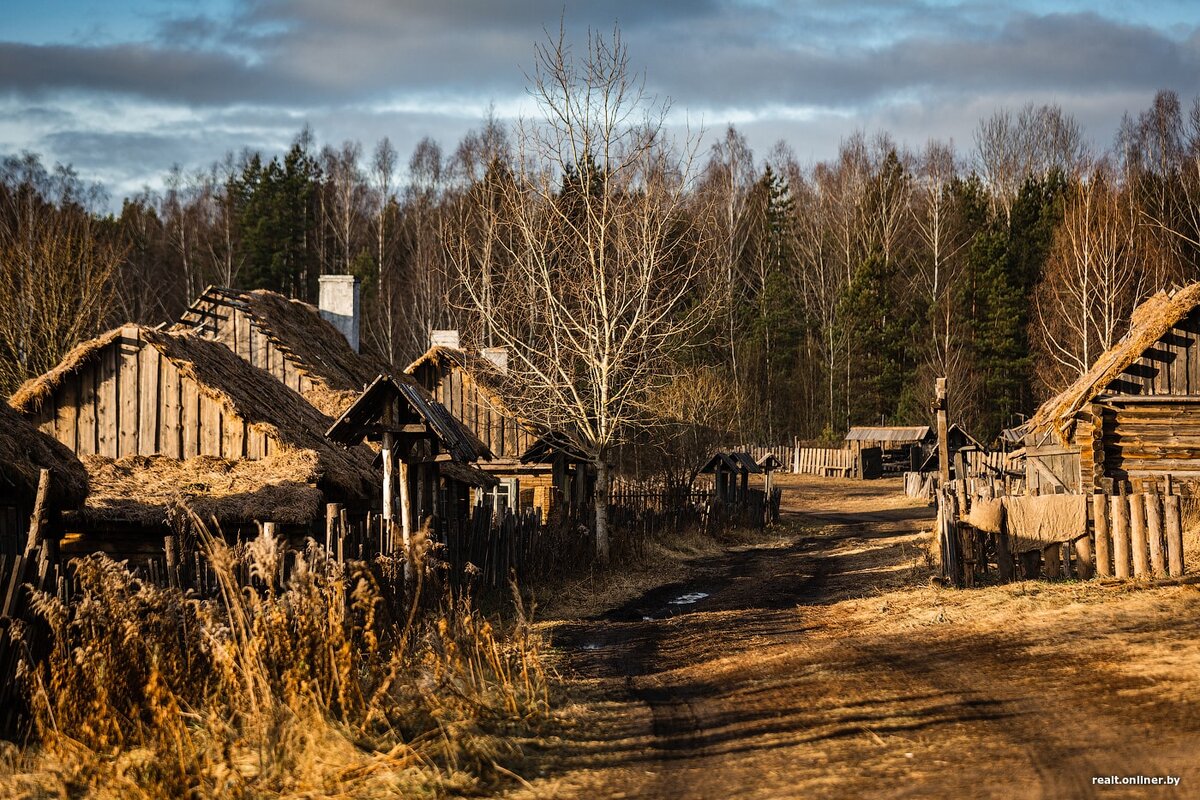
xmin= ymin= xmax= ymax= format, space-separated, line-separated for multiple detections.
xmin=479 ymin=479 xmax=519 ymax=514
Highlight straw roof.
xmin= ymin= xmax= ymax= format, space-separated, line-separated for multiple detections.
xmin=177 ymin=287 xmax=389 ymax=417
xmin=11 ymin=326 xmax=378 ymax=503
xmin=1027 ymin=283 xmax=1200 ymax=442
xmin=81 ymin=451 xmax=323 ymax=526
xmin=407 ymin=345 xmax=515 ymax=404
xmin=0 ymin=402 xmax=89 ymax=508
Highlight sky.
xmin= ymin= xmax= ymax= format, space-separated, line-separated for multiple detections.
xmin=2 ymin=0 xmax=1199 ymax=205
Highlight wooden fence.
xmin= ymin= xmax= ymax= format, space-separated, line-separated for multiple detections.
xmin=938 ymin=478 xmax=1189 ymax=588
xmin=793 ymin=447 xmax=857 ymax=477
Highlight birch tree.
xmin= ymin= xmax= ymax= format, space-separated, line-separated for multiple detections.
xmin=448 ymin=26 xmax=714 ymax=562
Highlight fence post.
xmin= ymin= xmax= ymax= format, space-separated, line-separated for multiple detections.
xmin=1145 ymin=493 xmax=1167 ymax=578
xmin=1112 ymin=495 xmax=1131 ymax=579
xmin=1130 ymin=494 xmax=1150 ymax=578
xmin=1165 ymin=494 xmax=1184 ymax=578
xmin=1092 ymin=493 xmax=1111 ymax=578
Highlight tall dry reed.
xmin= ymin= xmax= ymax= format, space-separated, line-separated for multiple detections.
xmin=3 ymin=523 xmax=551 ymax=798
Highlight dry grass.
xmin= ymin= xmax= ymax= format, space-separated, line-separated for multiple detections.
xmin=0 ymin=522 xmax=553 ymax=799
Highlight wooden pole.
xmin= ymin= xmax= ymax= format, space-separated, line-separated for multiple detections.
xmin=1092 ymin=493 xmax=1111 ymax=578
xmin=935 ymin=378 xmax=950 ymax=486
xmin=1165 ymin=493 xmax=1184 ymax=578
xmin=1073 ymin=535 xmax=1094 ymax=580
xmin=381 ymin=431 xmax=395 ymax=524
xmin=1145 ymin=493 xmax=1167 ymax=578
xmin=399 ymin=460 xmax=413 ymax=583
xmin=1130 ymin=494 xmax=1150 ymax=578
xmin=325 ymin=503 xmax=342 ymax=555
xmin=1112 ymin=495 xmax=1131 ymax=579
xmin=1043 ymin=544 xmax=1061 ymax=578
xmin=24 ymin=469 xmax=52 ymax=554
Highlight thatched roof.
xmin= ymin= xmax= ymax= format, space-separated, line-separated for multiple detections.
xmin=177 ymin=287 xmax=389 ymax=417
xmin=11 ymin=326 xmax=378 ymax=503
xmin=80 ymin=451 xmax=323 ymax=526
xmin=407 ymin=345 xmax=515 ymax=404
xmin=1027 ymin=283 xmax=1200 ymax=442
xmin=0 ymin=402 xmax=89 ymax=508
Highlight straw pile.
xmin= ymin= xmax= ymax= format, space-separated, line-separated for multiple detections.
xmin=81 ymin=449 xmax=323 ymax=526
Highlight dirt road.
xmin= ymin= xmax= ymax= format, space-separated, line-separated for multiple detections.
xmin=511 ymin=475 xmax=1200 ymax=799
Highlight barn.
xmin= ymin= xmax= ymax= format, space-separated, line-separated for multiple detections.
xmin=1025 ymin=283 xmax=1200 ymax=494
xmin=406 ymin=335 xmax=590 ymax=518
xmin=845 ymin=426 xmax=934 ymax=473
xmin=8 ymin=324 xmax=378 ymax=550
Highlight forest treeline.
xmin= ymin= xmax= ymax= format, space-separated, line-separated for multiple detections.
xmin=2 ymin=90 xmax=1199 ymax=444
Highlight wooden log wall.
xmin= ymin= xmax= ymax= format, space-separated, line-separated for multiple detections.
xmin=30 ymin=329 xmax=273 ymax=460
xmin=1103 ymin=404 xmax=1200 ymax=481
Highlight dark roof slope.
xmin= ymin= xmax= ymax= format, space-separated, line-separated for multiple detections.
xmin=0 ymin=402 xmax=89 ymax=508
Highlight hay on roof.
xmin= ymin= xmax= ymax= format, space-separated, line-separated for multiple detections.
xmin=1028 ymin=283 xmax=1200 ymax=442
xmin=81 ymin=450 xmax=323 ymax=526
xmin=13 ymin=324 xmax=378 ymax=504
xmin=0 ymin=402 xmax=89 ymax=508
xmin=10 ymin=329 xmax=122 ymax=415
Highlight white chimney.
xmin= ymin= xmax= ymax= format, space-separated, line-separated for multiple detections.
xmin=430 ymin=329 xmax=460 ymax=350
xmin=318 ymin=275 xmax=361 ymax=352
xmin=481 ymin=346 xmax=508 ymax=373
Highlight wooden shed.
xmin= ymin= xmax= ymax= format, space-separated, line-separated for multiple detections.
xmin=406 ymin=344 xmax=589 ymax=517
xmin=175 ymin=286 xmax=381 ymax=418
xmin=326 ymin=375 xmax=495 ymax=566
xmin=1026 ymin=283 xmax=1200 ymax=494
xmin=0 ymin=402 xmax=89 ymax=558
xmin=845 ymin=426 xmax=933 ymax=472
xmin=9 ymin=325 xmax=377 ymax=543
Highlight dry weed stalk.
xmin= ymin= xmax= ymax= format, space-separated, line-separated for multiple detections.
xmin=3 ymin=519 xmax=552 ymax=798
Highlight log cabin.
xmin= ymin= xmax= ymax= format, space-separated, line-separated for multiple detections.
xmin=0 ymin=402 xmax=89 ymax=559
xmin=8 ymin=325 xmax=378 ymax=552
xmin=1025 ymin=283 xmax=1200 ymax=494
xmin=405 ymin=337 xmax=590 ymax=518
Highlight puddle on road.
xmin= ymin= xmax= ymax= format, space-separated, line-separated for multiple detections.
xmin=668 ymin=592 xmax=709 ymax=605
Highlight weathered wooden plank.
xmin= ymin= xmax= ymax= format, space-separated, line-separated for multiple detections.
xmin=236 ymin=308 xmax=252 ymax=360
xmin=160 ymin=358 xmax=181 ymax=458
xmin=96 ymin=343 xmax=119 ymax=458
xmin=252 ymin=323 xmax=269 ymax=370
xmin=118 ymin=333 xmax=140 ymax=458
xmin=77 ymin=366 xmax=97 ymax=455
xmin=1093 ymin=493 xmax=1112 ymax=578
xmin=56 ymin=371 xmax=79 ymax=453
xmin=137 ymin=342 xmax=160 ymax=454
xmin=199 ymin=393 xmax=222 ymax=455
xmin=224 ymin=412 xmax=246 ymax=459
xmin=181 ymin=375 xmax=200 ymax=458
xmin=1145 ymin=493 xmax=1167 ymax=577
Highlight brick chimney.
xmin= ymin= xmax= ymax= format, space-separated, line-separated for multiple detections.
xmin=319 ymin=275 xmax=360 ymax=353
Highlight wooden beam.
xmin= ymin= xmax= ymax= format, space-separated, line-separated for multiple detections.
xmin=935 ymin=378 xmax=950 ymax=485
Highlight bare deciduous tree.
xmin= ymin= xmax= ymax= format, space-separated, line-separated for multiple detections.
xmin=448 ymin=26 xmax=715 ymax=562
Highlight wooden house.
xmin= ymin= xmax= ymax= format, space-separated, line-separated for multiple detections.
xmin=175 ymin=285 xmax=380 ymax=418
xmin=1025 ymin=283 xmax=1200 ymax=494
xmin=0 ymin=402 xmax=89 ymax=558
xmin=8 ymin=325 xmax=377 ymax=548
xmin=405 ymin=344 xmax=589 ymax=517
